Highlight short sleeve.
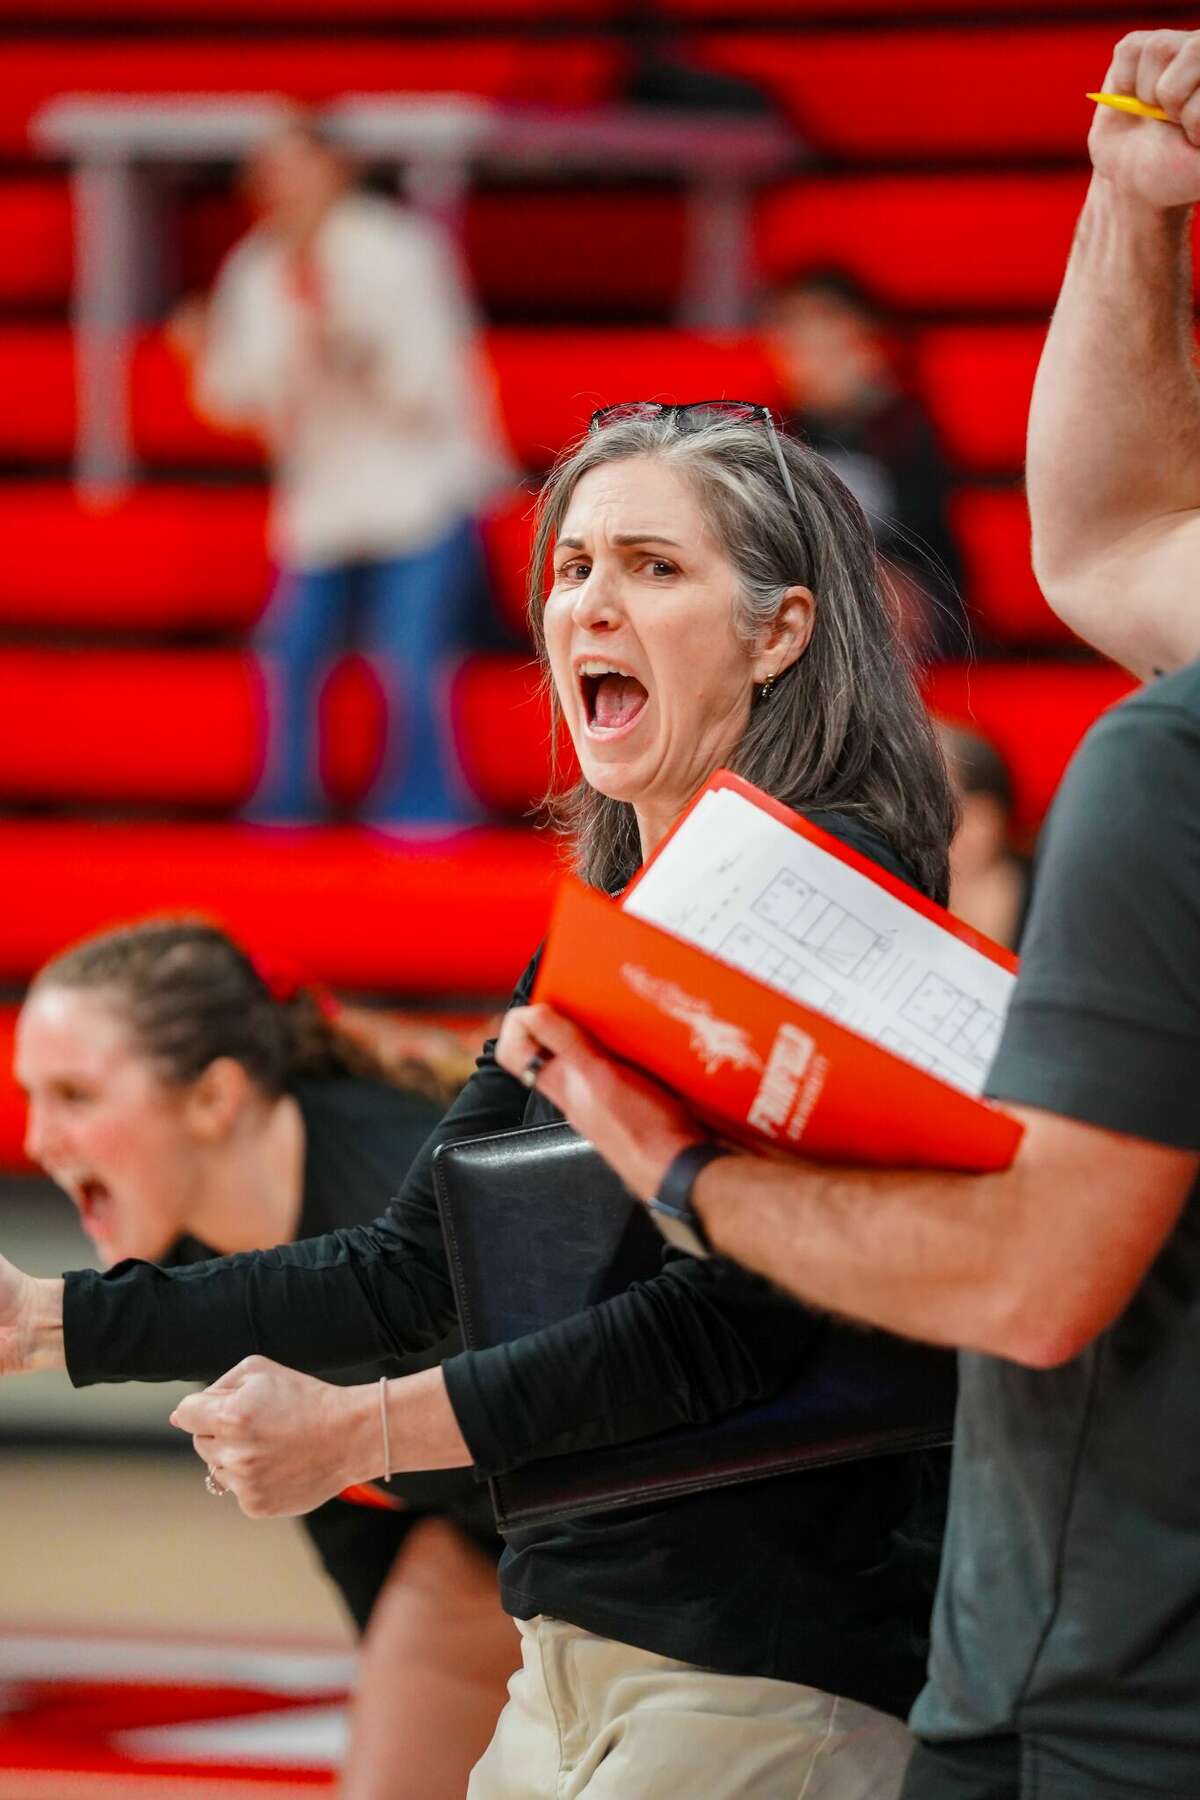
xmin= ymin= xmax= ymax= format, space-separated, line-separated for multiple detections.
xmin=985 ymin=693 xmax=1200 ymax=1149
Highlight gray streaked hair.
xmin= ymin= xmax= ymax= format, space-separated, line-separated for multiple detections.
xmin=526 ymin=411 xmax=956 ymax=903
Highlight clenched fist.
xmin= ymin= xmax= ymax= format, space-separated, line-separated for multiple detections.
xmin=170 ymin=1356 xmax=472 ymax=1519
xmin=1091 ymin=31 xmax=1200 ymax=208
xmin=171 ymin=1356 xmax=378 ymax=1518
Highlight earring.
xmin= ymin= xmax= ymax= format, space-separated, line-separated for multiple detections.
xmin=758 ymin=672 xmax=776 ymax=703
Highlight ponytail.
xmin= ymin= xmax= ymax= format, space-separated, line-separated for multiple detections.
xmin=31 ymin=919 xmax=391 ymax=1096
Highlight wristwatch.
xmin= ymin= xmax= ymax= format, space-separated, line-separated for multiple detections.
xmin=646 ymin=1142 xmax=734 ymax=1258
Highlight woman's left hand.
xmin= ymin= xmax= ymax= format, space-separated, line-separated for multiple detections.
xmin=170 ymin=1357 xmax=375 ymax=1518
xmin=496 ymin=1002 xmax=703 ymax=1201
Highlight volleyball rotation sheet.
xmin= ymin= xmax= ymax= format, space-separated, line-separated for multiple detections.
xmin=623 ymin=785 xmax=1016 ymax=1099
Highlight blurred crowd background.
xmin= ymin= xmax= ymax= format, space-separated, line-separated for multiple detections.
xmin=0 ymin=0 xmax=1189 ymax=1790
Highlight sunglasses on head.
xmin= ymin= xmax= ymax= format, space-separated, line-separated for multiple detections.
xmin=587 ymin=399 xmax=800 ymax=515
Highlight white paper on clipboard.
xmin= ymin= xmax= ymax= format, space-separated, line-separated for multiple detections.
xmin=622 ymin=786 xmax=1016 ymax=1098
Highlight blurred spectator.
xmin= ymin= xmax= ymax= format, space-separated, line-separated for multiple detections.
xmin=762 ymin=268 xmax=968 ymax=663
xmin=171 ymin=115 xmax=511 ymax=827
xmin=939 ymin=722 xmax=1029 ymax=949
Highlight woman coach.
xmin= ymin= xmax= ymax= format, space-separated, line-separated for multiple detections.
xmin=0 ymin=402 xmax=956 ymax=1798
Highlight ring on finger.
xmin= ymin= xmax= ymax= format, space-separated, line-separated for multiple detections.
xmin=205 ymin=1467 xmax=227 ymax=1499
xmin=521 ymin=1050 xmax=554 ymax=1089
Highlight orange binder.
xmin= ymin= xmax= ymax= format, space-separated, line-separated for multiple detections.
xmin=533 ymin=774 xmax=1022 ymax=1173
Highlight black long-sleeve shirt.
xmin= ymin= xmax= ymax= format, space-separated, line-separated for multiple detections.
xmin=167 ymin=1076 xmax=499 ymax=1633
xmin=64 ymin=812 xmax=946 ymax=1716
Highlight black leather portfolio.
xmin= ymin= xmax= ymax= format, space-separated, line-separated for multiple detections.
xmin=433 ymin=1121 xmax=956 ymax=1532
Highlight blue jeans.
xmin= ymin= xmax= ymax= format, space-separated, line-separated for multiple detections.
xmin=251 ymin=518 xmax=482 ymax=824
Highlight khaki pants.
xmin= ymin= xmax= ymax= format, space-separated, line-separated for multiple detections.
xmin=467 ymin=1616 xmax=914 ymax=1799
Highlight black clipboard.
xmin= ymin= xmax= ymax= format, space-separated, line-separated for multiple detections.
xmin=434 ymin=1122 xmax=956 ymax=1532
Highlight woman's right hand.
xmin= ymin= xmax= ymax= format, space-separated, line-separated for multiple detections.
xmin=0 ymin=1256 xmax=65 ymax=1376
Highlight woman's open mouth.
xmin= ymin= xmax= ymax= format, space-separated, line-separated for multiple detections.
xmin=578 ymin=661 xmax=650 ymax=740
xmin=73 ymin=1176 xmax=114 ymax=1240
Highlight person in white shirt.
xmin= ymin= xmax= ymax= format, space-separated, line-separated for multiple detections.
xmin=175 ymin=117 xmax=510 ymax=824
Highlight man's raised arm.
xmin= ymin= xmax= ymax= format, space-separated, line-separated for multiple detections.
xmin=1028 ymin=29 xmax=1200 ymax=677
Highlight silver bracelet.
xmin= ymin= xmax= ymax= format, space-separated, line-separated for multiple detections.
xmin=378 ymin=1375 xmax=392 ymax=1484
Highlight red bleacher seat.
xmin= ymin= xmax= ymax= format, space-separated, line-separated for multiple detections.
xmin=4 ymin=167 xmax=1092 ymax=324
xmin=0 ymin=38 xmax=619 ymax=155
xmin=162 ymin=172 xmax=1087 ymax=327
xmin=175 ymin=185 xmax=687 ymax=332
xmin=487 ymin=330 xmax=783 ymax=468
xmin=0 ymin=326 xmax=73 ymax=460
xmin=481 ymin=489 xmax=538 ymax=638
xmin=131 ymin=333 xmax=264 ymax=467
xmin=0 ymin=485 xmax=268 ymax=630
xmin=173 ymin=188 xmax=254 ymax=298
xmin=0 ymin=329 xmax=258 ymax=469
xmin=0 ymin=179 xmax=71 ymax=305
xmin=0 ymin=478 xmax=1068 ymax=653
xmin=951 ymin=487 xmax=1077 ymax=648
xmin=0 ymin=648 xmax=263 ymax=807
xmin=757 ymin=173 xmax=1087 ymax=314
xmin=0 ymin=483 xmax=532 ymax=641
xmin=0 ymin=818 xmax=559 ymax=992
xmin=318 ymin=651 xmax=573 ymax=814
xmin=1 ymin=0 xmax=1188 ymax=17
xmin=132 ymin=328 xmax=786 ymax=470
xmin=0 ymin=647 xmax=562 ymax=815
xmin=0 ymin=327 xmax=771 ymax=468
xmin=673 ymin=0 xmax=1191 ymax=15
xmin=926 ymin=659 xmax=1136 ymax=839
xmin=0 ymin=0 xmax=617 ymax=16
xmin=1 ymin=640 xmax=1134 ymax=841
xmin=465 ymin=187 xmax=687 ymax=321
xmin=0 ymin=322 xmax=1036 ymax=475
xmin=0 ymin=25 xmax=1150 ymax=164
xmin=455 ymin=651 xmax=577 ymax=810
xmin=690 ymin=24 xmax=1134 ymax=161
xmin=919 ymin=323 xmax=1042 ymax=474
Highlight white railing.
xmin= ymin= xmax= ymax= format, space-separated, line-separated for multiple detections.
xmin=34 ymin=93 xmax=800 ymax=493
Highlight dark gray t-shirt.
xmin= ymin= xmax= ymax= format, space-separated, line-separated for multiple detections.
xmin=911 ymin=664 xmax=1200 ymax=1795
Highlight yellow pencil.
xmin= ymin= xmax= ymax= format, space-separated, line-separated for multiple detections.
xmin=1087 ymin=91 xmax=1171 ymax=122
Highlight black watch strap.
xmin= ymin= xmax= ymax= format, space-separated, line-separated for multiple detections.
xmin=647 ymin=1142 xmax=734 ymax=1258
